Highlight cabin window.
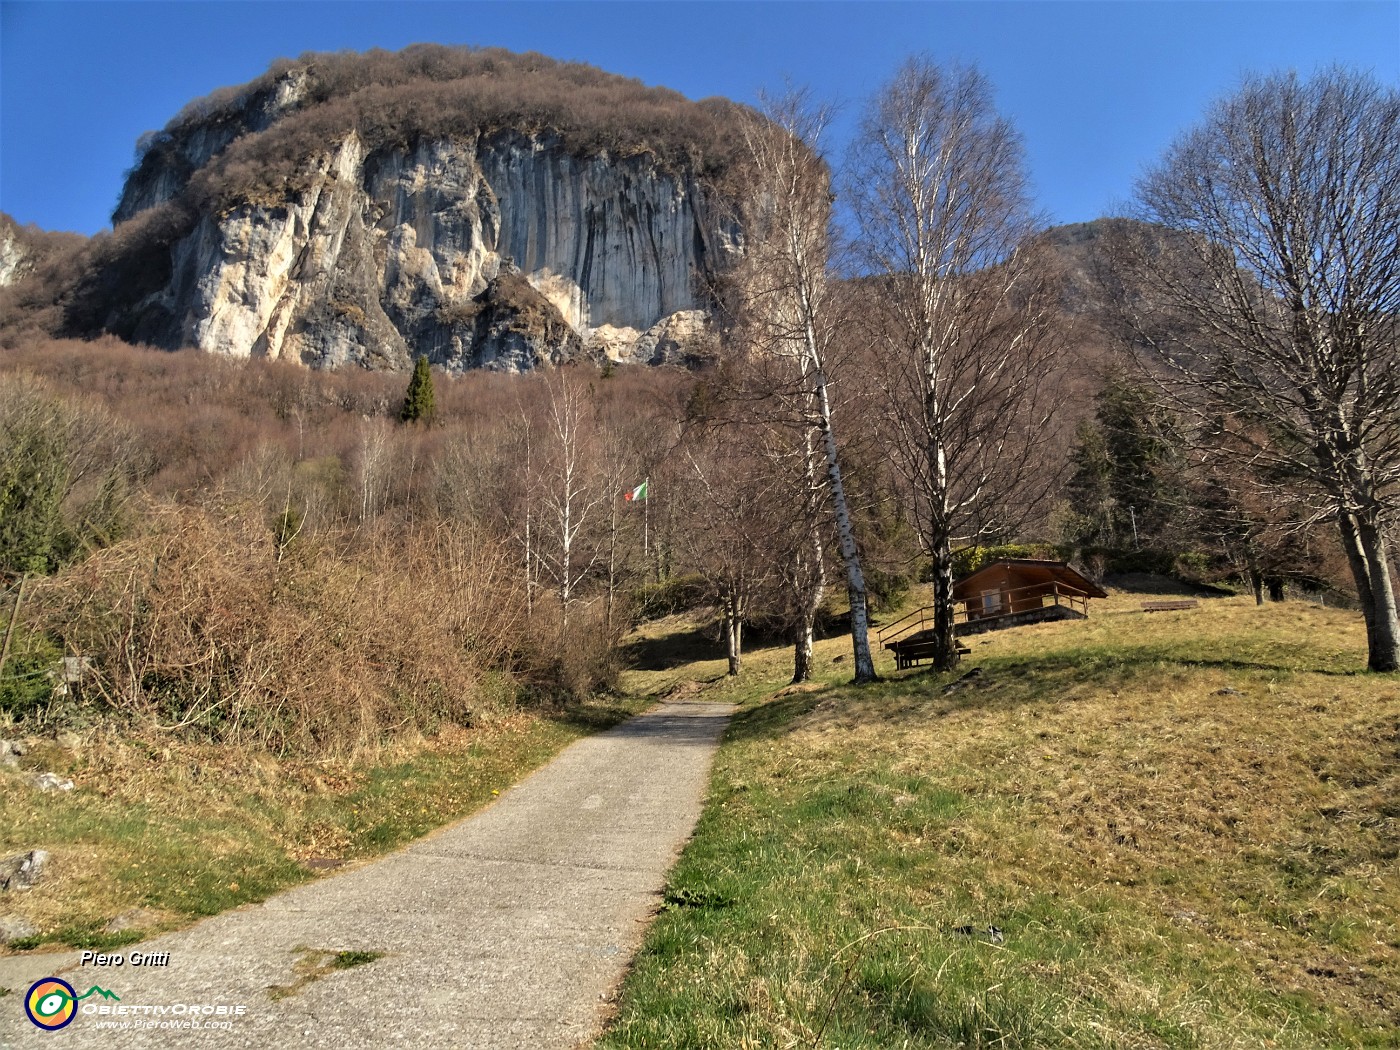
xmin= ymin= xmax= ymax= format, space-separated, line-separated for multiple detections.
xmin=980 ymin=589 xmax=1002 ymax=615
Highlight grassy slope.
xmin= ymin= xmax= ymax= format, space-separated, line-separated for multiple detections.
xmin=602 ymin=588 xmax=1399 ymax=1049
xmin=0 ymin=697 xmax=641 ymax=954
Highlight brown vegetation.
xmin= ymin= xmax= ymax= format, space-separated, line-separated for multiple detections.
xmin=34 ymin=507 xmax=518 ymax=754
xmin=130 ymin=45 xmax=753 ymax=219
xmin=0 ymin=338 xmax=696 ymax=754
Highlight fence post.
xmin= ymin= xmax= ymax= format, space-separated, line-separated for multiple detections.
xmin=0 ymin=575 xmax=31 ymax=686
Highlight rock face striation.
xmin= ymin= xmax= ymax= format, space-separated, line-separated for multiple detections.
xmin=101 ymin=50 xmax=746 ymax=372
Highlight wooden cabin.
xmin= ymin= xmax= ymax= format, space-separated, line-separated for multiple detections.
xmin=952 ymin=559 xmax=1107 ymax=635
xmin=880 ymin=560 xmax=1108 ymax=668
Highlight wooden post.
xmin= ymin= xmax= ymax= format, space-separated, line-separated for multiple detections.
xmin=0 ymin=575 xmax=30 ymax=685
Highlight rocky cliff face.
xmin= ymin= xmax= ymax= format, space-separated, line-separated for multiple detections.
xmin=0 ymin=214 xmax=86 ymax=292
xmin=0 ymin=226 xmax=26 ymax=288
xmin=105 ymin=54 xmax=744 ymax=372
xmin=113 ymin=69 xmax=313 ymax=224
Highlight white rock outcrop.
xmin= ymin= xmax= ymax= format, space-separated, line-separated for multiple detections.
xmin=0 ymin=228 xmax=26 ymax=288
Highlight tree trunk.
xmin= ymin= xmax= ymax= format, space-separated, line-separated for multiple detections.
xmin=523 ymin=422 xmax=534 ymax=618
xmin=792 ymin=430 xmax=826 ymax=686
xmin=814 ymin=379 xmax=878 ymax=683
xmin=792 ymin=624 xmax=814 ymax=684
xmin=725 ymin=593 xmax=743 ymax=677
xmin=0 ymin=575 xmax=29 ymax=684
xmin=1357 ymin=519 xmax=1400 ymax=672
xmin=1266 ymin=577 xmax=1286 ymax=602
xmin=1249 ymin=569 xmax=1264 ymax=606
xmin=1337 ymin=510 xmax=1400 ymax=672
xmin=605 ymin=491 xmax=619 ymax=637
xmin=930 ymin=532 xmax=960 ymax=671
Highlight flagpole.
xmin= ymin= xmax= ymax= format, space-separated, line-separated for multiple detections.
xmin=643 ymin=476 xmax=649 ymax=560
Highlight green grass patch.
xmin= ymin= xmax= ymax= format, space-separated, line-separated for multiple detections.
xmin=49 ymin=927 xmax=145 ymax=951
xmin=331 ymin=949 xmax=384 ymax=969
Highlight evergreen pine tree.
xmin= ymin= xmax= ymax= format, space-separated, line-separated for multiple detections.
xmin=399 ymin=355 xmax=436 ymax=424
xmin=1064 ymin=419 xmax=1115 ymax=545
xmin=1065 ymin=378 xmax=1187 ymax=548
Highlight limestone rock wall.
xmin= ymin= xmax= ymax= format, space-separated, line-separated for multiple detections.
xmin=0 ymin=226 xmax=27 ymax=288
xmin=116 ymin=126 xmax=738 ymax=372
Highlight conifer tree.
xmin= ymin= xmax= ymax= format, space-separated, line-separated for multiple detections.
xmin=399 ymin=355 xmax=436 ymax=424
xmin=1065 ymin=379 xmax=1186 ymax=548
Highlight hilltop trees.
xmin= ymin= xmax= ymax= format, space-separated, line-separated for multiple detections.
xmin=1129 ymin=68 xmax=1400 ymax=672
xmin=847 ymin=57 xmax=1064 ymax=671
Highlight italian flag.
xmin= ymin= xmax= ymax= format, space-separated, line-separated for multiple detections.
xmin=624 ymin=480 xmax=649 ymax=502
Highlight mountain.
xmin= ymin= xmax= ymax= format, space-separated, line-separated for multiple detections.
xmin=5 ymin=46 xmax=753 ymax=372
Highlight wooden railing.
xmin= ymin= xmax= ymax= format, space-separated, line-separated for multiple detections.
xmin=878 ymin=605 xmax=937 ymax=647
xmin=879 ymin=581 xmax=1093 ymax=647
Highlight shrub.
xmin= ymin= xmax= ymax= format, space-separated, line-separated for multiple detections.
xmin=863 ymin=565 xmax=915 ymax=613
xmin=949 ymin=542 xmax=1063 ymax=580
xmin=0 ymin=620 xmax=61 ymax=718
xmin=0 ymin=375 xmax=139 ymax=576
xmin=30 ymin=505 xmax=526 ymax=755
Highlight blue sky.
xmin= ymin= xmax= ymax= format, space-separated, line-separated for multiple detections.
xmin=2 ymin=1 xmax=1397 ymax=235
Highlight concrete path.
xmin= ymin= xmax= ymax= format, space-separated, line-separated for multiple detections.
xmin=1 ymin=702 xmax=733 ymax=1049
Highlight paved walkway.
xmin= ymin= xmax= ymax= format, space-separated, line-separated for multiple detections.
xmin=1 ymin=702 xmax=734 ymax=1049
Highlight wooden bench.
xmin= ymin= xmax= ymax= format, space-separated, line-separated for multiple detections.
xmin=1142 ymin=600 xmax=1199 ymax=612
xmin=886 ymin=638 xmax=971 ymax=669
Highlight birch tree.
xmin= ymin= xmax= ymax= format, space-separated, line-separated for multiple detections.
xmin=535 ymin=370 xmax=608 ymax=633
xmin=1124 ymin=68 xmax=1400 ymax=671
xmin=732 ymin=91 xmax=879 ymax=683
xmin=847 ymin=57 xmax=1063 ymax=670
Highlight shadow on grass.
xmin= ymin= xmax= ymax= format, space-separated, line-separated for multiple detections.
xmin=545 ymin=697 xmax=647 ymax=734
xmin=619 ymin=622 xmax=724 ymax=671
xmin=723 ymin=635 xmax=1369 ymax=747
xmin=722 ymin=692 xmax=832 ymax=744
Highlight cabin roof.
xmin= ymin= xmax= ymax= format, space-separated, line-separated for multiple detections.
xmin=952 ymin=559 xmax=1109 ymax=600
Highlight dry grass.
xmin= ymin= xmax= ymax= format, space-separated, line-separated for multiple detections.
xmin=0 ymin=695 xmax=641 ymax=952
xmin=601 ymin=584 xmax=1400 ymax=1048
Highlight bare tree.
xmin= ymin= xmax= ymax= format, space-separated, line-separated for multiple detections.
xmin=730 ymin=90 xmax=879 ymax=683
xmin=355 ymin=417 xmax=394 ymax=525
xmin=846 ymin=57 xmax=1064 ymax=671
xmin=535 ymin=370 xmax=608 ymax=633
xmin=1127 ymin=68 xmax=1400 ymax=672
xmin=678 ymin=428 xmax=780 ymax=677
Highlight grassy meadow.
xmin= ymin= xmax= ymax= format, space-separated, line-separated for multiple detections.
xmin=601 ymin=584 xmax=1400 ymax=1049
